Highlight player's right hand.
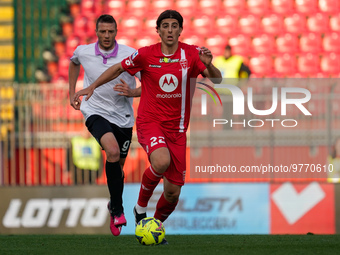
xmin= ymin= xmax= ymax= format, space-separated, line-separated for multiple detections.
xmin=73 ymin=86 xmax=94 ymax=103
xmin=70 ymin=97 xmax=81 ymax=110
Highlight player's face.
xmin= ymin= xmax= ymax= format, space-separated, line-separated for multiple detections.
xmin=157 ymin=18 xmax=183 ymax=47
xmin=96 ymin=22 xmax=117 ymax=51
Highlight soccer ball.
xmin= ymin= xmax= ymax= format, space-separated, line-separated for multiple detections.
xmin=135 ymin=217 xmax=165 ymax=245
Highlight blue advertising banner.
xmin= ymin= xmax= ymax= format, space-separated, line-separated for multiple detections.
xmin=122 ymin=183 xmax=270 ymax=235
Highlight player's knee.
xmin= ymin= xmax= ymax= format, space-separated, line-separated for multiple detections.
xmin=152 ymin=158 xmax=170 ymax=173
xmin=105 ymin=146 xmax=120 ymax=162
xmin=164 ymin=190 xmax=180 ymax=203
xmin=151 ymin=150 xmax=171 ymax=173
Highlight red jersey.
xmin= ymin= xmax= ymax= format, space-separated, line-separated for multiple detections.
xmin=121 ymin=42 xmax=206 ymax=133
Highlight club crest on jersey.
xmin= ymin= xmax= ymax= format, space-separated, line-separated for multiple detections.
xmin=180 ymin=59 xmax=188 ymax=70
xmin=159 ymin=74 xmax=178 ymax=93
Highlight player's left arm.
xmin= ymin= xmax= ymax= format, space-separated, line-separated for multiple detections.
xmin=199 ymin=47 xmax=222 ymax=84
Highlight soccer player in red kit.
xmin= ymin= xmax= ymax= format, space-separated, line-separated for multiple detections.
xmin=73 ymin=10 xmax=222 ymax=238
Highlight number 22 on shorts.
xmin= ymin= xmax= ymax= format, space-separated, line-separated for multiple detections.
xmin=150 ymin=136 xmax=166 ymax=147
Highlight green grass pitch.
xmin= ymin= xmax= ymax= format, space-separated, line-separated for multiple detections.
xmin=1 ymin=234 xmax=340 ymax=255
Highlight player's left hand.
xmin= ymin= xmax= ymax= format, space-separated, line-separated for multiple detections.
xmin=114 ymin=79 xmax=133 ymax=97
xmin=199 ymin=46 xmax=213 ymax=66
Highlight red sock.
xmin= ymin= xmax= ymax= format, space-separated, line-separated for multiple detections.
xmin=154 ymin=192 xmax=178 ymax=222
xmin=137 ymin=166 xmax=162 ymax=207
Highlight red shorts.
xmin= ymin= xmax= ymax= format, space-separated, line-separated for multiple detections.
xmin=137 ymin=123 xmax=187 ymax=186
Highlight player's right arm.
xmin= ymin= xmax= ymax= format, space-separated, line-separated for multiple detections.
xmin=69 ymin=61 xmax=81 ymax=110
xmin=73 ymin=62 xmax=125 ymax=103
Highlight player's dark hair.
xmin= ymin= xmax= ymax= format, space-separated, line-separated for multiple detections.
xmin=225 ymin=44 xmax=232 ymax=51
xmin=156 ymin=10 xmax=183 ymax=28
xmin=96 ymin=14 xmax=117 ymax=30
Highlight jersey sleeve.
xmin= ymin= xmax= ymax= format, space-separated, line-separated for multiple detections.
xmin=70 ymin=45 xmax=81 ymax=65
xmin=121 ymin=48 xmax=145 ymax=76
xmin=192 ymin=46 xmax=207 ymax=76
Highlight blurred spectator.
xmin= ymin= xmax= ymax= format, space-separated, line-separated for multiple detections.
xmin=67 ymin=128 xmax=103 ymax=184
xmin=327 ymin=137 xmax=340 ymax=183
xmin=213 ymin=44 xmax=251 ymax=80
xmin=212 ymin=44 xmax=252 ymax=129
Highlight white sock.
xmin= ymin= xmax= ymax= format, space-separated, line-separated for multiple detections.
xmin=135 ymin=204 xmax=147 ymax=214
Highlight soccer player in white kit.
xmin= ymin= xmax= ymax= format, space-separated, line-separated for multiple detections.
xmin=69 ymin=14 xmax=141 ymax=236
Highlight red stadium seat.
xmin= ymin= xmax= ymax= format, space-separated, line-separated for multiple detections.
xmin=182 ymin=35 xmax=205 ymax=46
xmin=150 ymin=0 xmax=175 ymax=14
xmin=276 ymin=33 xmax=299 ymax=53
xmin=238 ymin=14 xmax=261 ymax=35
xmin=261 ymin=14 xmax=284 ymax=35
xmin=57 ymin=54 xmax=70 ymax=78
xmin=323 ymin=32 xmax=340 ymax=53
xmin=80 ymin=0 xmax=94 ymax=17
xmin=283 ymin=13 xmax=307 ymax=34
xmin=191 ymin=16 xmax=213 ymax=35
xmin=252 ymin=34 xmax=276 ymax=54
xmin=215 ymin=15 xmax=238 ymax=35
xmin=125 ymin=0 xmax=150 ymax=17
xmin=319 ymin=0 xmax=340 ymax=14
xmin=143 ymin=15 xmax=158 ymax=31
xmin=306 ymin=13 xmax=330 ymax=33
xmin=93 ymin=0 xmax=104 ymax=16
xmin=299 ymin=32 xmax=322 ymax=53
xmin=249 ymin=54 xmax=273 ymax=76
xmin=62 ymin=22 xmax=73 ymax=37
xmin=69 ymin=3 xmax=81 ymax=18
xmin=86 ymin=15 xmax=97 ymax=38
xmin=274 ymin=54 xmax=297 ymax=76
xmin=116 ymin=35 xmax=135 ymax=48
xmin=297 ymin=53 xmax=320 ymax=74
xmin=198 ymin=0 xmax=222 ymax=15
xmin=135 ymin=35 xmax=158 ymax=48
xmin=222 ymin=0 xmax=247 ymax=16
xmin=73 ymin=15 xmax=88 ymax=38
xmin=105 ymin=0 xmax=126 ymax=17
xmin=228 ymin=34 xmax=252 ymax=56
xmin=174 ymin=0 xmax=197 ymax=17
xmin=119 ymin=16 xmax=141 ymax=37
xmin=320 ymin=53 xmax=340 ymax=75
xmin=271 ymin=0 xmax=295 ymax=14
xmin=205 ymin=34 xmax=226 ymax=56
xmin=54 ymin=41 xmax=66 ymax=57
xmin=295 ymin=0 xmax=318 ymax=14
xmin=330 ymin=14 xmax=340 ymax=32
xmin=65 ymin=35 xmax=80 ymax=57
xmin=247 ymin=0 xmax=270 ymax=15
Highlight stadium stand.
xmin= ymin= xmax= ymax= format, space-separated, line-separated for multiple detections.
xmin=306 ymin=13 xmax=330 ymax=33
xmin=274 ymin=53 xmax=298 ymax=76
xmin=271 ymin=0 xmax=294 ymax=14
xmin=50 ymin=0 xmax=340 ymax=79
xmin=252 ymin=34 xmax=276 ymax=54
xmin=329 ymin=14 xmax=340 ymax=32
xmin=261 ymin=14 xmax=284 ymax=35
xmin=299 ymin=32 xmax=322 ymax=53
xmin=323 ymin=32 xmax=340 ymax=53
xmin=276 ymin=33 xmax=299 ymax=54
xmin=247 ymin=0 xmax=271 ymax=15
xmin=295 ymin=0 xmax=318 ymax=14
xmin=320 ymin=53 xmax=340 ymax=76
xmin=4 ymin=0 xmax=340 ymax=187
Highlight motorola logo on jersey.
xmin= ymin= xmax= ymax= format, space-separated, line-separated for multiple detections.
xmin=159 ymin=74 xmax=179 ymax=93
